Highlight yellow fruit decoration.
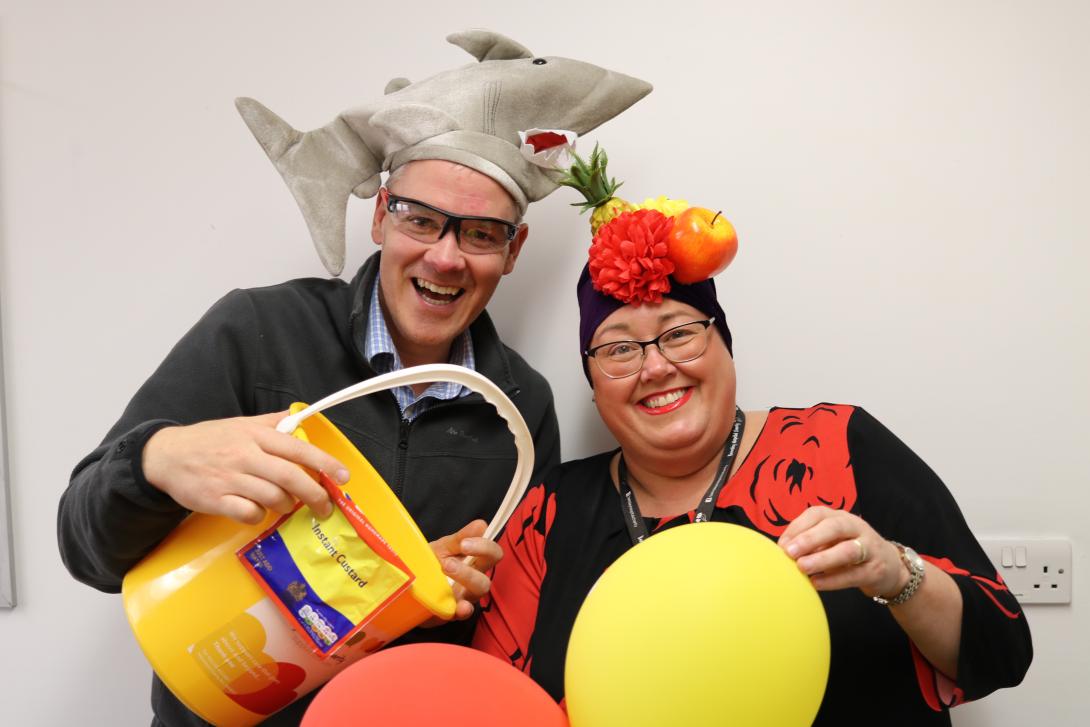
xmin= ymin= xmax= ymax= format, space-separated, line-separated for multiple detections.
xmin=638 ymin=195 xmax=690 ymax=218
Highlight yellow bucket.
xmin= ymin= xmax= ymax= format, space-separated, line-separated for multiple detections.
xmin=122 ymin=365 xmax=534 ymax=726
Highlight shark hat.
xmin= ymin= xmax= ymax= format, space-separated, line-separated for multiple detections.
xmin=237 ymin=29 xmax=653 ymax=275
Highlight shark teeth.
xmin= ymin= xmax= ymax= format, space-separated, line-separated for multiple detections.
xmin=415 ymin=278 xmax=463 ymax=298
xmin=641 ymin=389 xmax=686 ymax=409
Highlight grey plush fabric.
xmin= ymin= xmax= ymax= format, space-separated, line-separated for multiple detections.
xmin=237 ymin=29 xmax=653 ymax=274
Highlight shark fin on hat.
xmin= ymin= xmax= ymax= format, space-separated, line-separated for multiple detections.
xmin=447 ymin=29 xmax=533 ymax=62
xmin=384 ymin=77 xmax=411 ymax=95
xmin=238 ymin=30 xmax=652 ymax=275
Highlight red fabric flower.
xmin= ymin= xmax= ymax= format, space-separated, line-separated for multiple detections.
xmin=588 ymin=209 xmax=675 ymax=304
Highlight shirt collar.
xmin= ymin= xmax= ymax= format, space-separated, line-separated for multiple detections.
xmin=365 ymin=281 xmax=475 ymax=412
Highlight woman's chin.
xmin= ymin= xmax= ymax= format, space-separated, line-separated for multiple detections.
xmin=626 ymin=423 xmax=709 ymax=460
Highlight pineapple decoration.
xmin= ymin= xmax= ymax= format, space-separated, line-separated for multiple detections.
xmin=558 ymin=144 xmax=636 ymax=235
xmin=560 ymin=144 xmax=739 ymax=303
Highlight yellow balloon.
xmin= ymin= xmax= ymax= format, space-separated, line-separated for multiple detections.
xmin=565 ymin=523 xmax=829 ymax=727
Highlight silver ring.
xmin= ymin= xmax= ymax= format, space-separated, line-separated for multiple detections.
xmin=852 ymin=538 xmax=868 ymax=565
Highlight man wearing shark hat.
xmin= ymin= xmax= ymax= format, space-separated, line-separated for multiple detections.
xmin=58 ymin=30 xmax=651 ymax=725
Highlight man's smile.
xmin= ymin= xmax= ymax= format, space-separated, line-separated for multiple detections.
xmin=414 ymin=277 xmax=465 ymax=305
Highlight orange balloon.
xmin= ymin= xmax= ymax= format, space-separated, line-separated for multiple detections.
xmin=302 ymin=643 xmax=568 ymax=727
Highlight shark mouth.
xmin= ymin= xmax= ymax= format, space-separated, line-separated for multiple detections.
xmin=414 ymin=278 xmax=465 ymax=305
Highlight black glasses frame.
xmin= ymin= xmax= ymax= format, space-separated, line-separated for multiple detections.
xmin=383 ymin=190 xmax=520 ymax=253
xmin=585 ymin=318 xmax=716 ymax=379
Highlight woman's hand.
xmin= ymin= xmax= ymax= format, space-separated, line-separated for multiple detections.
xmin=777 ymin=506 xmax=908 ymax=600
xmin=778 ymin=505 xmax=964 ymax=677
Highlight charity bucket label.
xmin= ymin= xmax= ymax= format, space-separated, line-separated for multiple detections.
xmin=238 ymin=472 xmax=414 ymax=657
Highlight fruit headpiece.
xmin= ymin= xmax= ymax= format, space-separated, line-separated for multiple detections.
xmin=564 ymin=145 xmax=737 ymax=381
xmin=561 ymin=144 xmax=739 ymax=304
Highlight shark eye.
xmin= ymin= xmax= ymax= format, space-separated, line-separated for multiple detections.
xmin=532 ymin=58 xmax=547 ymax=65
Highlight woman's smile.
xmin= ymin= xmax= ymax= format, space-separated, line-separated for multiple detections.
xmin=637 ymin=386 xmax=692 ymax=415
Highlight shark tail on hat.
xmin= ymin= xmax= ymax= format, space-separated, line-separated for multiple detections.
xmin=235 ymin=97 xmax=382 ymax=275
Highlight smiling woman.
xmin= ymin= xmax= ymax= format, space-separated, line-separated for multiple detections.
xmin=470 ymin=155 xmax=1033 ymax=725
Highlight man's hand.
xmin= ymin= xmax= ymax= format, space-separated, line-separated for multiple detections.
xmin=427 ymin=519 xmax=503 ymax=622
xmin=142 ymin=411 xmax=348 ymax=524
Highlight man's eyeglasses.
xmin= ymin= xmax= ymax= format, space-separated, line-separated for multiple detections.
xmin=585 ymin=318 xmax=716 ymax=379
xmin=382 ymin=188 xmax=520 ymax=255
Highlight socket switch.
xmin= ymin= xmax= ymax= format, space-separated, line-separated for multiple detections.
xmin=978 ymin=537 xmax=1072 ymax=605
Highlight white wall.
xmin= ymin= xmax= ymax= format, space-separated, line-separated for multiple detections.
xmin=1 ymin=1 xmax=1086 ymax=724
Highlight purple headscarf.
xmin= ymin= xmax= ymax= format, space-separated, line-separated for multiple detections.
xmin=577 ymin=264 xmax=733 ymax=383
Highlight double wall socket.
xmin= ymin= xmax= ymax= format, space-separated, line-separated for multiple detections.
xmin=978 ymin=537 xmax=1072 ymax=605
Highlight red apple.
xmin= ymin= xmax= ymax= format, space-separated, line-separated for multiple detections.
xmin=666 ymin=207 xmax=738 ymax=283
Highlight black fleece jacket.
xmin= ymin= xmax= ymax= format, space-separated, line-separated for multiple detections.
xmin=58 ymin=252 xmax=561 ymax=725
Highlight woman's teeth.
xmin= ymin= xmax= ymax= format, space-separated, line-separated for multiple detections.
xmin=642 ymin=389 xmax=686 ymax=408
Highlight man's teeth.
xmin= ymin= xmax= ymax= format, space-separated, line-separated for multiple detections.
xmin=642 ymin=390 xmax=686 ymax=408
xmin=415 ymin=279 xmax=463 ymax=296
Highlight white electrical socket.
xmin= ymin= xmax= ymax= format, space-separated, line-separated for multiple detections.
xmin=978 ymin=537 xmax=1072 ymax=605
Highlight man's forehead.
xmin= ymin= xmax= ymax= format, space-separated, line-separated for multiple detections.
xmin=389 ymin=160 xmax=519 ymax=217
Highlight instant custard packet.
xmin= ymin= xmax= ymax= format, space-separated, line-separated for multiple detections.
xmin=237 ymin=472 xmax=414 ymax=658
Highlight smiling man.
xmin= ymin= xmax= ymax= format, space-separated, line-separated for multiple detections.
xmin=374 ymin=160 xmax=528 ymax=372
xmin=58 ymin=30 xmax=650 ymax=727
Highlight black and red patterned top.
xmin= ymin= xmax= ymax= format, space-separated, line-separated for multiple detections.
xmin=472 ymin=404 xmax=1032 ymax=725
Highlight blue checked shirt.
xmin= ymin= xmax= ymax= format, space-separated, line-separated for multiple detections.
xmin=365 ymin=282 xmax=475 ymax=421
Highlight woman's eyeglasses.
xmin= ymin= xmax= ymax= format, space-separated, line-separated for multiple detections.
xmin=585 ymin=319 xmax=716 ymax=379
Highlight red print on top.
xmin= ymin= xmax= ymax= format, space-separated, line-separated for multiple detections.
xmin=718 ymin=405 xmax=857 ymax=537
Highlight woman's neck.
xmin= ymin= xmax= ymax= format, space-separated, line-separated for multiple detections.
xmin=616 ymin=450 xmax=722 ymax=517
xmin=613 ymin=409 xmax=769 ymax=518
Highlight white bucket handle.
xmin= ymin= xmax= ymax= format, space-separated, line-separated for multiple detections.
xmin=275 ymin=364 xmax=534 ymax=547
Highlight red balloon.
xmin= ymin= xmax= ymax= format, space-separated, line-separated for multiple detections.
xmin=302 ymin=643 xmax=568 ymax=726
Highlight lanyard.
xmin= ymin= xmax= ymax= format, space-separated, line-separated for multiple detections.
xmin=618 ymin=407 xmax=746 ymax=545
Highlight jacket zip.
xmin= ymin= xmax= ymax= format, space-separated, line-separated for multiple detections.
xmin=389 ymin=384 xmax=522 ymax=498
xmin=394 ymin=418 xmax=411 ymax=497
